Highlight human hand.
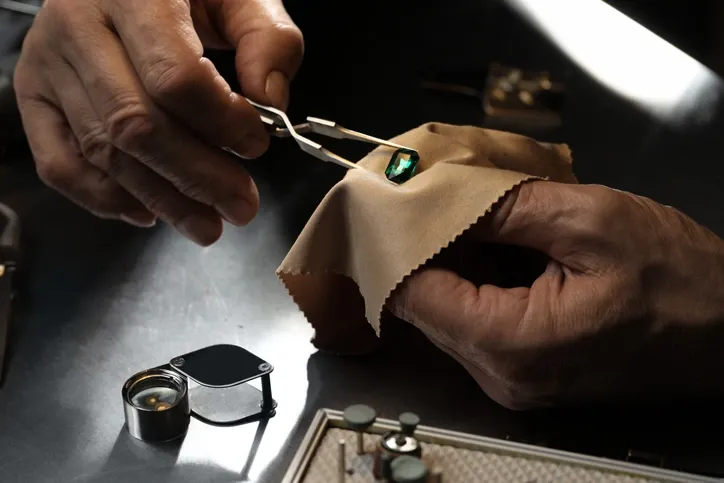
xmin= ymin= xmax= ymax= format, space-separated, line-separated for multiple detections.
xmin=387 ymin=181 xmax=724 ymax=409
xmin=14 ymin=0 xmax=303 ymax=245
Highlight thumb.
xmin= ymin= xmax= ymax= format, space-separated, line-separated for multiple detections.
xmin=387 ymin=268 xmax=532 ymax=352
xmin=209 ymin=0 xmax=304 ymax=110
xmin=478 ymin=181 xmax=615 ymax=269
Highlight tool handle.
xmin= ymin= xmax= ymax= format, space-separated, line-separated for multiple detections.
xmin=0 ymin=203 xmax=20 ymax=251
xmin=0 ymin=52 xmax=22 ymax=149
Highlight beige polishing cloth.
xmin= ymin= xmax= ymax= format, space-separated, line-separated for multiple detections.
xmin=277 ymin=122 xmax=577 ymax=354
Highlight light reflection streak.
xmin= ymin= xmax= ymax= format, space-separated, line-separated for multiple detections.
xmin=507 ymin=0 xmax=721 ymax=124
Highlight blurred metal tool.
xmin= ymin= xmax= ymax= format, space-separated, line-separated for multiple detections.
xmin=482 ymin=64 xmax=564 ymax=129
xmin=0 ymin=0 xmax=39 ymax=16
xmin=0 ymin=52 xmax=22 ymax=151
xmin=250 ymin=101 xmax=412 ymax=172
xmin=0 ymin=203 xmax=20 ymax=384
xmin=419 ymin=64 xmax=565 ymax=131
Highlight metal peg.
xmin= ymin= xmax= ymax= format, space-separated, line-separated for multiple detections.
xmin=343 ymin=404 xmax=377 ymax=454
xmin=338 ymin=439 xmax=346 ymax=483
xmin=399 ymin=412 xmax=420 ymax=436
xmin=431 ymin=467 xmax=443 ymax=482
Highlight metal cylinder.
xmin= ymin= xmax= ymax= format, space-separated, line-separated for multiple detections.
xmin=356 ymin=432 xmax=364 ymax=454
xmin=261 ymin=373 xmax=274 ymax=411
xmin=373 ymin=431 xmax=423 ymax=479
xmin=337 ymin=439 xmax=346 ymax=483
xmin=431 ymin=467 xmax=443 ymax=482
xmin=122 ymin=367 xmax=190 ymax=442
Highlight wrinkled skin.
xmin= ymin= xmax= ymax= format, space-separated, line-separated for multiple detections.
xmin=15 ymin=1 xmax=724 ymax=410
xmin=14 ymin=0 xmax=303 ymax=245
xmin=387 ymin=181 xmax=724 ymax=410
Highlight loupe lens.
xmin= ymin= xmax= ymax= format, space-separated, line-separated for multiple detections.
xmin=122 ymin=368 xmax=190 ymax=442
xmin=129 ymin=377 xmax=183 ymax=411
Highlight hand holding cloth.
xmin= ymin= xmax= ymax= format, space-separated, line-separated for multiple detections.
xmin=277 ymin=122 xmax=577 ymax=354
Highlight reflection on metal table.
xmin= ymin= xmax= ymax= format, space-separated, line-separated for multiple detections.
xmin=1 ymin=0 xmax=724 ymax=482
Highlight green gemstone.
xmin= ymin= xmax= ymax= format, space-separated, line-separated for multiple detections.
xmin=385 ymin=148 xmax=419 ymax=184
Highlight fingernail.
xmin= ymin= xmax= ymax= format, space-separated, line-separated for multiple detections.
xmin=177 ymin=215 xmax=222 ymax=246
xmin=121 ymin=212 xmax=157 ymax=228
xmin=216 ymin=198 xmax=256 ymax=226
xmin=265 ymin=70 xmax=289 ymax=111
xmin=222 ymin=147 xmax=247 ymax=159
xmin=223 ymin=134 xmax=269 ymax=159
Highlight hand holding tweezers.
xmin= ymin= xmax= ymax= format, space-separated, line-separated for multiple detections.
xmin=249 ymin=101 xmax=415 ymax=172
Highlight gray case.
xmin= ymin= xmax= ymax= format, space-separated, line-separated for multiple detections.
xmin=282 ymin=408 xmax=718 ymax=483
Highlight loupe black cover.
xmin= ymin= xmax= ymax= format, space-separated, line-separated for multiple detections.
xmin=169 ymin=344 xmax=277 ymax=426
xmin=169 ymin=344 xmax=272 ymax=388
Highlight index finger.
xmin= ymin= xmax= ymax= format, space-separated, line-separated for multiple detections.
xmin=388 ymin=268 xmax=534 ymax=352
xmin=105 ymin=0 xmax=269 ymax=157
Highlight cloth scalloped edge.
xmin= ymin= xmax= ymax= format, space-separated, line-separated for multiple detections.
xmin=274 ymin=122 xmax=575 ymax=354
xmin=276 ymin=177 xmax=537 ymax=344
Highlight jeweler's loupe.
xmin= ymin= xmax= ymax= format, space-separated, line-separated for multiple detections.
xmin=122 ymin=344 xmax=277 ymax=443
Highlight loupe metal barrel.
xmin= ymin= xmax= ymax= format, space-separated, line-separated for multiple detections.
xmin=122 ymin=367 xmax=190 ymax=442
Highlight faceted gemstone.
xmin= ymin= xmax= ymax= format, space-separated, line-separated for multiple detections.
xmin=385 ymin=148 xmax=420 ymax=184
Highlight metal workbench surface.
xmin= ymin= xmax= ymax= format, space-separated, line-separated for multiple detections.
xmin=2 ymin=1 xmax=724 ymax=481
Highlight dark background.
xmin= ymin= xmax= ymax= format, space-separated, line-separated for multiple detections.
xmin=2 ymin=0 xmax=724 ymax=481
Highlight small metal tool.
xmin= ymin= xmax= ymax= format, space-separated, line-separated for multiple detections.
xmin=430 ymin=467 xmax=443 ymax=483
xmin=374 ymin=412 xmax=423 ymax=478
xmin=0 ymin=0 xmax=40 ymax=16
xmin=337 ymin=439 xmax=346 ymax=482
xmin=380 ymin=453 xmax=393 ymax=480
xmin=342 ymin=403 xmax=376 ymax=454
xmin=0 ymin=203 xmax=20 ymax=384
xmin=390 ymin=455 xmax=429 ymax=483
xmin=250 ymin=101 xmax=418 ymax=177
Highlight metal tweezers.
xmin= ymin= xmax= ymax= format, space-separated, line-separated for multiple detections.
xmin=250 ymin=101 xmax=415 ymax=172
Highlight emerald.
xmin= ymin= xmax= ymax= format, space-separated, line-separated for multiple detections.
xmin=385 ymin=148 xmax=419 ymax=184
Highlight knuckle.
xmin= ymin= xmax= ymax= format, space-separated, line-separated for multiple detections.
xmin=141 ymin=194 xmax=170 ymax=216
xmin=42 ymin=0 xmax=82 ymax=37
xmin=143 ymin=57 xmax=199 ymax=101
xmin=140 ymin=194 xmax=188 ymax=227
xmin=594 ymin=191 xmax=630 ymax=234
xmin=78 ymin=123 xmax=112 ymax=164
xmin=42 ymin=0 xmax=69 ymax=25
xmin=565 ymin=184 xmax=627 ymax=240
xmin=276 ymin=24 xmax=305 ymax=62
xmin=104 ymin=94 xmax=156 ymax=152
xmin=588 ymin=185 xmax=625 ymax=217
xmin=77 ymin=123 xmax=129 ymax=180
xmin=174 ymin=177 xmax=214 ymax=204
